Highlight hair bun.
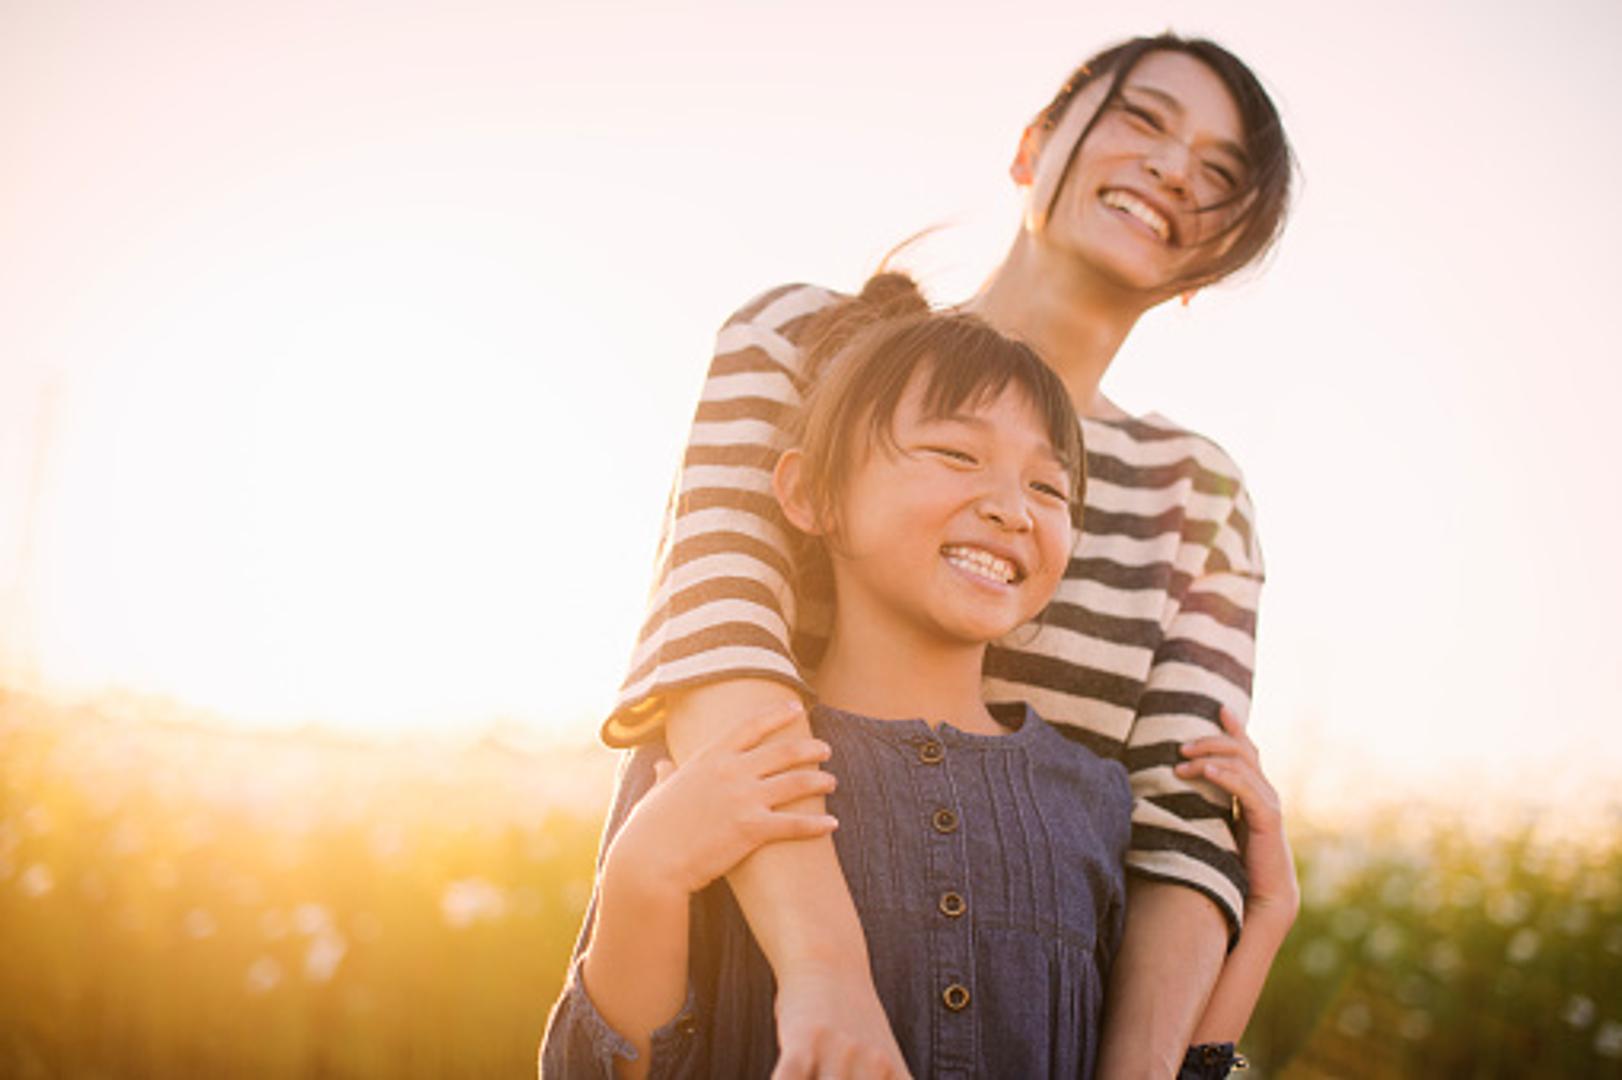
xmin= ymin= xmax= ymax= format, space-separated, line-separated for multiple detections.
xmin=857 ymin=272 xmax=929 ymax=319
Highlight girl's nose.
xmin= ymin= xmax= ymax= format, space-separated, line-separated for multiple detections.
xmin=976 ymin=481 xmax=1033 ymax=531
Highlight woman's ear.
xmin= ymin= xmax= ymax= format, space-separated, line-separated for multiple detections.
xmin=772 ymin=448 xmax=822 ymax=534
xmin=1010 ymin=122 xmax=1044 ymax=187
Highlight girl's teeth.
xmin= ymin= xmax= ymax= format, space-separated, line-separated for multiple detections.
xmin=943 ymin=546 xmax=1016 ymax=584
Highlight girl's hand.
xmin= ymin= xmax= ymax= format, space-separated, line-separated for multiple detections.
xmin=608 ymin=703 xmax=840 ymax=900
xmin=1175 ymin=707 xmax=1300 ymax=926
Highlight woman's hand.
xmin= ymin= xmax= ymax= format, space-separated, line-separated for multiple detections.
xmin=1175 ymin=706 xmax=1299 ymax=928
xmin=608 ymin=703 xmax=840 ymax=902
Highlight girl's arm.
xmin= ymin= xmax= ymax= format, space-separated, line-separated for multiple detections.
xmin=1176 ymin=706 xmax=1300 ymax=1046
xmin=543 ymin=707 xmax=838 ymax=1079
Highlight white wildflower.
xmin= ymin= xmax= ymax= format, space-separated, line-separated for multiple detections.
xmin=293 ymin=903 xmax=334 ymax=937
xmin=440 ymin=877 xmax=509 ymax=930
xmin=1300 ymin=938 xmax=1338 ymax=978
xmin=1506 ymin=927 xmax=1540 ymax=965
xmin=183 ymin=908 xmax=217 ymax=940
xmin=1596 ymin=1020 xmax=1622 ymax=1060
xmin=1563 ymin=994 xmax=1596 ymax=1029
xmin=19 ymin=863 xmax=54 ymax=899
xmin=245 ymin=956 xmax=282 ymax=995
xmin=1336 ymin=1001 xmax=1372 ymax=1038
xmin=303 ymin=932 xmax=348 ymax=983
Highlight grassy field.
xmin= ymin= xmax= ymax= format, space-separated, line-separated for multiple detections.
xmin=2 ymin=688 xmax=1619 ymax=1078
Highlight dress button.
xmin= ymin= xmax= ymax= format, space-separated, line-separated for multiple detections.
xmin=938 ymin=891 xmax=966 ymax=918
xmin=917 ymin=741 xmax=945 ymax=765
xmin=941 ymin=983 xmax=971 ymax=1011
xmin=931 ymin=808 xmax=959 ymax=834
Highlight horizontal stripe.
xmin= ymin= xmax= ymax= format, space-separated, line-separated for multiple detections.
xmin=982 ymin=680 xmax=1135 ymax=746
xmin=1153 ymin=639 xmax=1254 ymax=694
xmin=683 ymin=442 xmax=780 ymax=471
xmin=1134 ymin=690 xmax=1224 ymax=726
xmin=1037 ymin=601 xmax=1161 ymax=651
xmin=1148 ymin=791 xmax=1232 ymax=822
xmin=666 ymin=531 xmax=793 ymax=584
xmin=679 ymin=465 xmax=776 ymax=497
xmin=680 ymin=485 xmax=784 ymax=523
xmin=1086 ymin=452 xmax=1242 ymax=499
xmin=694 ymin=395 xmax=796 ymax=427
xmin=983 ymin=648 xmax=1142 ymax=711
xmin=1176 ymin=587 xmax=1257 ymax=635
xmin=700 ymin=369 xmax=802 ymax=406
xmin=624 ymin=624 xmax=797 ymax=689
xmin=1124 ymin=848 xmax=1245 ymax=936
xmin=714 ymin=321 xmax=800 ymax=370
xmin=689 ymin=417 xmax=787 ymax=452
xmin=632 ymin=592 xmax=789 ymax=665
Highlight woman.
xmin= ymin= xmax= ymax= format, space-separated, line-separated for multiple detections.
xmin=604 ymin=33 xmax=1295 ymax=1078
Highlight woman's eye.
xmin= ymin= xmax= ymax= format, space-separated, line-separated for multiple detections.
xmin=1203 ymin=161 xmax=1239 ymax=190
xmin=1119 ymin=102 xmax=1165 ymax=132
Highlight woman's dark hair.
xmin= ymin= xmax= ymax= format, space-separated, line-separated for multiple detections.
xmin=790 ymin=272 xmax=1086 ymax=540
xmin=1035 ymin=33 xmax=1295 ymax=290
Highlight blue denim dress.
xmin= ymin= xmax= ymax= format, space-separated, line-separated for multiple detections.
xmin=542 ymin=703 xmax=1137 ymax=1078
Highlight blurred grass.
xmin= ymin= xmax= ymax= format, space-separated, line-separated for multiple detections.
xmin=2 ymin=687 xmax=1619 ymax=1078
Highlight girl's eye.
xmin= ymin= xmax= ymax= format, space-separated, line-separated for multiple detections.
xmin=926 ymin=446 xmax=977 ymax=465
xmin=1031 ymin=480 xmax=1070 ymax=503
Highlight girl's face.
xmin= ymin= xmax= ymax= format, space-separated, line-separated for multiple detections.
xmin=812 ymin=373 xmax=1074 ymax=649
xmin=1020 ymin=50 xmax=1250 ymax=296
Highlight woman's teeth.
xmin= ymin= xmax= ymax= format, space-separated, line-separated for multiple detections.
xmin=1100 ymin=190 xmax=1171 ymax=242
xmin=942 ymin=546 xmax=1017 ymax=585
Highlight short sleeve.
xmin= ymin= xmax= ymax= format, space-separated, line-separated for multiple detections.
xmin=603 ymin=284 xmax=841 ymax=747
xmin=1121 ymin=445 xmax=1264 ymax=939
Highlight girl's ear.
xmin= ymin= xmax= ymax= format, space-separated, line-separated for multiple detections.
xmin=772 ymin=448 xmax=823 ymax=534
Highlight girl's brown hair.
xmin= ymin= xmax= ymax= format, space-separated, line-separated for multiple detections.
xmin=789 ymin=272 xmax=1086 ymax=541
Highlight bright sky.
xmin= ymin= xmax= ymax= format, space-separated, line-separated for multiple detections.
xmin=3 ymin=0 xmax=1620 ymax=801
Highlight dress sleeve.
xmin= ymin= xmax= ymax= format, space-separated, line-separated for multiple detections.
xmin=603 ymin=284 xmax=838 ymax=747
xmin=1121 ymin=463 xmax=1264 ymax=941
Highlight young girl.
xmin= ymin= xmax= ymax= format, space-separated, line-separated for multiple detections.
xmin=542 ymin=278 xmax=1297 ymax=1079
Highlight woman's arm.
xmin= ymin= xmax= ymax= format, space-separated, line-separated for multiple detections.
xmin=1097 ymin=446 xmax=1268 ymax=1078
xmin=602 ymin=285 xmax=908 ymax=1077
xmin=1178 ymin=707 xmax=1299 ymax=1045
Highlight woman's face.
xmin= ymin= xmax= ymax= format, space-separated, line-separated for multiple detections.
xmin=1021 ymin=50 xmax=1250 ymax=295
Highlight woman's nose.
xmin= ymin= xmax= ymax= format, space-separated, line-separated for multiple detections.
xmin=1143 ymin=142 xmax=1193 ymax=196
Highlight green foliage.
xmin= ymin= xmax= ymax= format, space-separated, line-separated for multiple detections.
xmin=2 ymin=691 xmax=1619 ymax=1078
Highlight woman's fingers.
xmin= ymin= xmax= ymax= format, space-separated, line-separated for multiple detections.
xmin=1181 ymin=756 xmax=1280 ymax=829
xmin=746 ymin=734 xmax=833 ymax=777
xmin=726 ymin=700 xmax=809 ymax=752
xmin=753 ymin=808 xmax=840 ymax=842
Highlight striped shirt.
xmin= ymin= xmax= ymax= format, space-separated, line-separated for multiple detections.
xmin=607 ymin=283 xmax=1263 ymax=932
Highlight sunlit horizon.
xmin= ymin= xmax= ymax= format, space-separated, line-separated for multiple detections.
xmin=5 ymin=0 xmax=1621 ymax=800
